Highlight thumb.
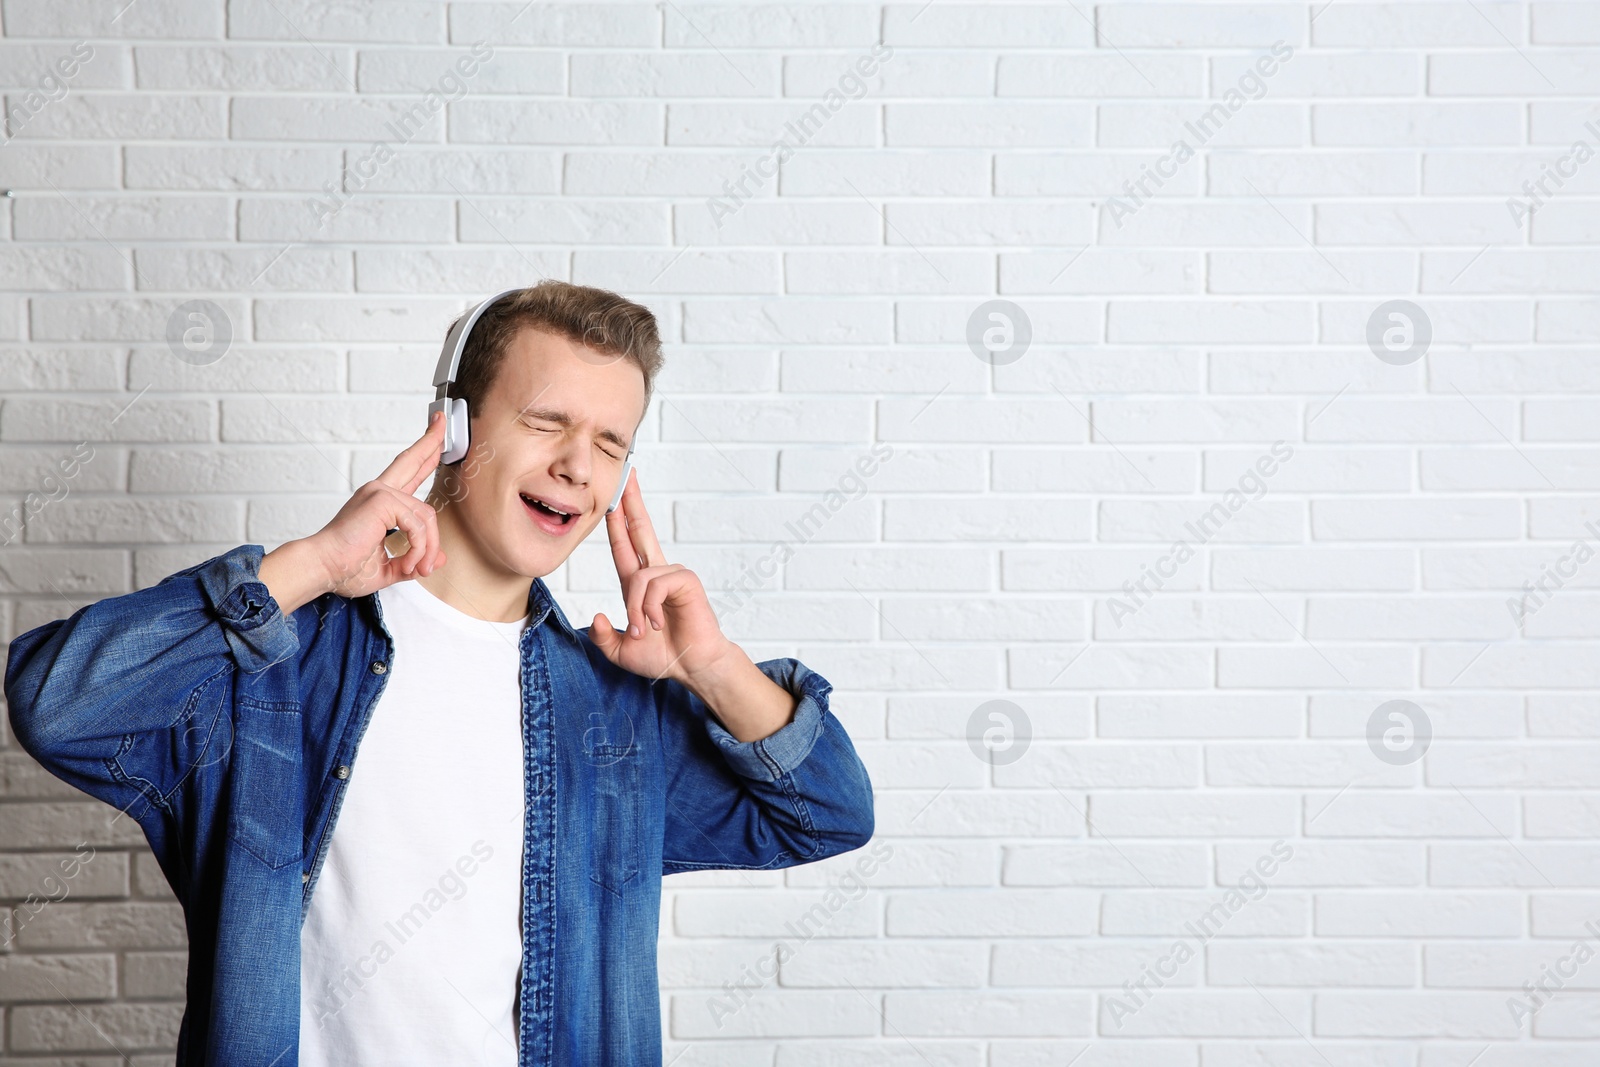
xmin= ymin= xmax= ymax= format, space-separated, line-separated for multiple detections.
xmin=590 ymin=612 xmax=623 ymax=663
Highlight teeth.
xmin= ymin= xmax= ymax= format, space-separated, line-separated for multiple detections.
xmin=523 ymin=494 xmax=571 ymax=519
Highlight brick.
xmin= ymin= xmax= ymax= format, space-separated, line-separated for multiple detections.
xmin=123 ymin=951 xmax=187 ymax=999
xmin=11 ymin=1002 xmax=185 ymax=1052
xmin=4 ymin=0 xmax=222 ymax=37
xmin=883 ymin=4 xmax=1094 ymax=47
xmin=1208 ymin=942 xmax=1416 ymax=987
xmin=1316 ymin=993 xmax=1518 ymax=1038
xmin=885 ymin=992 xmax=1092 ymax=1036
xmin=1097 ymin=695 xmax=1302 ymax=739
xmin=0 ymin=954 xmax=116 ymax=1001
xmin=1097 ymin=5 xmax=1305 ymax=48
xmin=449 ymin=100 xmax=660 ymax=145
xmin=13 ymin=901 xmax=185 ymax=950
xmin=123 ymin=145 xmax=341 ymax=190
xmin=228 ymin=0 xmax=443 ymax=42
xmin=672 ymin=103 xmax=874 ymax=147
xmin=1313 ymin=4 xmax=1523 ymax=47
xmin=1089 ymin=794 xmax=1297 ymax=837
xmin=1216 ymin=843 xmax=1423 ymax=887
xmin=133 ymin=44 xmax=353 ymax=90
xmin=448 ymin=4 xmax=655 ymax=47
xmin=1305 ymin=794 xmax=1518 ymax=839
xmin=1314 ymin=893 xmax=1522 ymax=937
xmin=13 ymin=196 xmax=231 ymax=242
xmin=1100 ymin=992 xmax=1311 ymax=1037
xmin=1002 ymin=843 xmax=1209 ymax=887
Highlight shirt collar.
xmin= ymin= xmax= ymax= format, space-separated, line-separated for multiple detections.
xmin=526 ymin=575 xmax=581 ymax=642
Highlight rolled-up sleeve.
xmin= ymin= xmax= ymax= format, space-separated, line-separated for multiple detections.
xmin=195 ymin=542 xmax=300 ymax=673
xmin=700 ymin=658 xmax=832 ymax=782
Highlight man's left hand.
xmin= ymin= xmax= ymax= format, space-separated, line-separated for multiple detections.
xmin=589 ymin=467 xmax=736 ymax=687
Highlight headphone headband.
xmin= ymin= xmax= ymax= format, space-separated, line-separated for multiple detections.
xmin=433 ymin=287 xmax=525 ymax=401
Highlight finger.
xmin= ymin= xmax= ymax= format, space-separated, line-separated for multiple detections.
xmin=590 ymin=612 xmax=622 ymax=663
xmin=376 ymin=409 xmax=447 ymax=494
xmin=403 ymin=497 xmax=437 ymax=576
xmin=383 ymin=486 xmax=444 ymax=577
xmin=625 ymin=563 xmax=684 ymax=638
xmin=640 ymin=567 xmax=697 ymax=632
xmin=384 ymin=490 xmax=432 ymax=576
xmin=413 ymin=497 xmax=442 ymax=576
xmin=605 ymin=501 xmax=643 ymax=583
xmin=618 ymin=468 xmax=667 ymax=569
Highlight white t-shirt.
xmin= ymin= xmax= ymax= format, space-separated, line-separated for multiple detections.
xmin=299 ymin=577 xmax=528 ymax=1066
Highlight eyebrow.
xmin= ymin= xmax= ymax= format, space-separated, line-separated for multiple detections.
xmin=518 ymin=405 xmax=632 ymax=451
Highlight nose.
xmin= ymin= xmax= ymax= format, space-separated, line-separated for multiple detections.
xmin=548 ymin=431 xmax=591 ymax=489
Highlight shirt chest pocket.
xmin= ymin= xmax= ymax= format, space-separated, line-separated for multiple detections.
xmin=228 ymin=696 xmax=305 ymax=870
xmin=586 ymin=738 xmax=643 ymax=898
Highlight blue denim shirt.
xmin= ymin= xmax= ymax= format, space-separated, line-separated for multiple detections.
xmin=4 ymin=543 xmax=875 ymax=1066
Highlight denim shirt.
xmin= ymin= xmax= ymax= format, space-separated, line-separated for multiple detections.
xmin=4 ymin=543 xmax=875 ymax=1066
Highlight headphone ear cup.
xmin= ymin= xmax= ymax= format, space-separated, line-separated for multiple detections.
xmin=606 ymin=453 xmax=633 ymax=515
xmin=442 ymin=397 xmax=470 ymax=465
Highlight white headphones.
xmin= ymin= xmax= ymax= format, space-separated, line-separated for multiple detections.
xmin=429 ymin=288 xmax=636 ymax=515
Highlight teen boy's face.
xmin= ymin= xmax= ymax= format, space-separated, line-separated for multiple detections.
xmin=451 ymin=326 xmax=646 ymax=579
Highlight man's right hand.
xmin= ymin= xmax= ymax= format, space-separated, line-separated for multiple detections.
xmin=259 ymin=410 xmax=449 ymax=615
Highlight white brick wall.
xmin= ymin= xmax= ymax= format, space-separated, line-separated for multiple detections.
xmin=0 ymin=0 xmax=1597 ymax=1061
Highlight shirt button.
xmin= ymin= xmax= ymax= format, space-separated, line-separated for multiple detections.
xmin=302 ymin=871 xmax=310 ymax=884
xmin=334 ymin=765 xmax=351 ymax=780
xmin=371 ymin=660 xmax=387 ymax=674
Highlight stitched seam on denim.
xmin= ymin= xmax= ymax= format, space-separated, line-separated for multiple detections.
xmin=109 ymin=668 xmax=229 ymax=816
xmin=105 ymin=735 xmax=161 ymax=821
xmin=663 ymin=855 xmax=797 ymax=874
xmin=230 ymin=697 xmax=304 ymax=870
xmin=303 ymin=591 xmax=390 ymax=919
xmin=590 ymin=756 xmax=643 ymax=895
xmin=160 ymin=673 xmax=234 ymax=809
xmin=522 ymin=621 xmax=558 ymax=1063
xmin=161 ymin=665 xmax=229 ymax=733
xmin=750 ymin=731 xmax=827 ymax=861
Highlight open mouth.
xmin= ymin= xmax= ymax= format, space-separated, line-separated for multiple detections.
xmin=520 ymin=492 xmax=578 ymax=533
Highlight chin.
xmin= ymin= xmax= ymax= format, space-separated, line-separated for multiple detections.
xmin=510 ymin=538 xmax=568 ymax=580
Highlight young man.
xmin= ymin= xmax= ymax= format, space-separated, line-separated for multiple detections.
xmin=4 ymin=281 xmax=876 ymax=1066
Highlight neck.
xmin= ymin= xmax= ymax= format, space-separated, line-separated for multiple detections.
xmin=413 ymin=484 xmax=535 ymax=623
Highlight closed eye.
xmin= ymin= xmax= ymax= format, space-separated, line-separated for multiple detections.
xmin=527 ymin=420 xmax=622 ymax=460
